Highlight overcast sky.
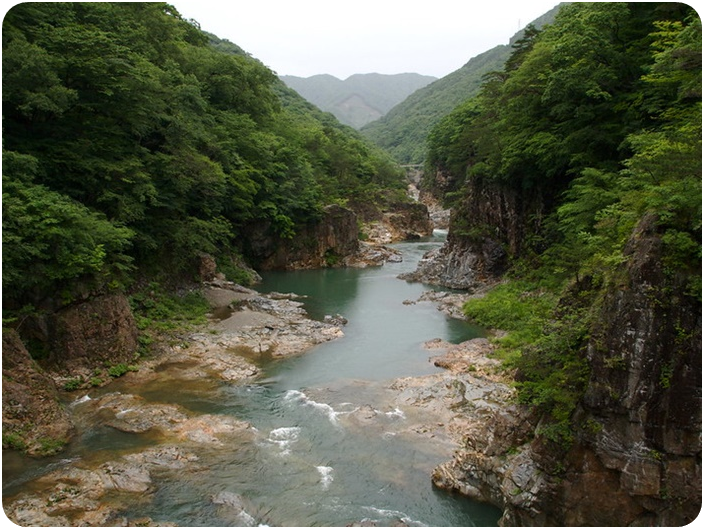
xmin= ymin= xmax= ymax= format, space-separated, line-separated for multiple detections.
xmin=173 ymin=0 xmax=564 ymax=79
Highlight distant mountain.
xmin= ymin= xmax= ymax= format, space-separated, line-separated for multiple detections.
xmin=280 ymin=73 xmax=437 ymax=129
xmin=360 ymin=4 xmax=564 ymax=164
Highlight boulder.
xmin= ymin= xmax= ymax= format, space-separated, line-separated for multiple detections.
xmin=20 ymin=293 xmax=139 ymax=374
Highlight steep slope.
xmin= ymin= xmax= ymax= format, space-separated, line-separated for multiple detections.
xmin=360 ymin=4 xmax=562 ymax=163
xmin=413 ymin=2 xmax=701 ymax=525
xmin=280 ymin=72 xmax=436 ymax=128
xmin=2 ymin=2 xmax=411 ymax=452
xmin=3 ymin=6 xmax=408 ymax=311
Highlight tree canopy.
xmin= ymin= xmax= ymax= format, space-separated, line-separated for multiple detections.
xmin=2 ymin=2 xmax=406 ymax=309
xmin=426 ymin=2 xmax=701 ymax=442
xmin=427 ymin=2 xmax=701 ymax=278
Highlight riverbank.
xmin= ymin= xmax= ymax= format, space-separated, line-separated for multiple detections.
xmin=2 ymin=280 xmax=348 ymax=526
xmin=3 ymin=263 xmax=509 ymax=527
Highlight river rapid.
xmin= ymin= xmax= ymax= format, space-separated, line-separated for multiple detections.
xmin=2 ymin=232 xmax=502 ymax=527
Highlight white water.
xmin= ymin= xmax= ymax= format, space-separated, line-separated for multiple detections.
xmin=2 ymin=233 xmax=501 ymax=526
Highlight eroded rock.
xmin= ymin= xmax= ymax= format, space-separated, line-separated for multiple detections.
xmin=3 ymin=445 xmax=200 ymax=527
xmin=1 ymin=329 xmax=74 ymax=455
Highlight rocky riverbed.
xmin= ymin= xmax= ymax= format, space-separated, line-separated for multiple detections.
xmin=3 ymin=278 xmax=513 ymax=527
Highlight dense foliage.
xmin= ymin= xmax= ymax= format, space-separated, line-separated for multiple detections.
xmin=2 ymin=2 xmax=406 ymax=310
xmin=361 ymin=5 xmax=561 ymax=164
xmin=431 ymin=2 xmax=701 ymax=443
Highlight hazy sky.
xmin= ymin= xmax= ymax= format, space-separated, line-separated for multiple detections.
xmin=174 ymin=0 xmax=563 ymax=79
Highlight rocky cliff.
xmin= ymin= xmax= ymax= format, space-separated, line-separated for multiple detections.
xmin=19 ymin=293 xmax=140 ymax=375
xmin=248 ymin=202 xmax=432 ymax=270
xmin=2 ymin=330 xmax=74 ymax=455
xmin=431 ymin=214 xmax=702 ymax=526
xmin=562 ymin=214 xmax=701 ymax=526
xmin=247 ymin=204 xmax=361 ymax=270
xmin=400 ymin=171 xmax=555 ymax=289
xmin=3 ymin=293 xmax=141 ymax=453
xmin=361 ymin=202 xmax=434 ymax=244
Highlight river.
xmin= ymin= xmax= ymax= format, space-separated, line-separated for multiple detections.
xmin=2 ymin=231 xmax=502 ymax=526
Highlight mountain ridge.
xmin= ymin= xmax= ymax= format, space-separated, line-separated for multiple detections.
xmin=360 ymin=3 xmax=564 ymax=163
xmin=280 ymin=72 xmax=436 ymax=129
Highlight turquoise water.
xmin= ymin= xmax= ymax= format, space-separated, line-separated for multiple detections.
xmin=2 ymin=233 xmax=501 ymax=526
xmin=257 ymin=236 xmax=485 ymax=389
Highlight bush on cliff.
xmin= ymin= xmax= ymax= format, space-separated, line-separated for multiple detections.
xmin=441 ymin=3 xmax=701 ymax=445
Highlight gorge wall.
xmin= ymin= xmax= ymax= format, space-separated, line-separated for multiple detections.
xmin=3 ymin=292 xmax=140 ymax=453
xmin=563 ymin=214 xmax=701 ymax=526
xmin=247 ymin=202 xmax=432 ymax=270
xmin=423 ymin=178 xmax=701 ymax=524
xmin=401 ymin=171 xmax=547 ymax=289
xmin=2 ymin=330 xmax=74 ymax=455
xmin=247 ymin=204 xmax=360 ymax=270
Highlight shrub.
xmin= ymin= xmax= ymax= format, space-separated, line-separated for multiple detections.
xmin=63 ymin=377 xmax=83 ymax=391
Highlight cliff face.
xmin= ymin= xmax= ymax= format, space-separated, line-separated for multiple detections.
xmin=247 ymin=204 xmax=360 ymax=270
xmin=402 ymin=174 xmax=547 ymax=288
xmin=20 ymin=293 xmax=140 ymax=375
xmin=4 ymin=293 xmax=140 ymax=453
xmin=558 ymin=214 xmax=701 ymax=526
xmin=431 ymin=213 xmax=702 ymax=526
xmin=2 ymin=330 xmax=74 ymax=455
xmin=249 ymin=202 xmax=433 ymax=270
xmin=362 ymin=202 xmax=434 ymax=244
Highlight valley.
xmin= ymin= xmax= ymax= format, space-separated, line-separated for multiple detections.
xmin=2 ymin=2 xmax=700 ymax=527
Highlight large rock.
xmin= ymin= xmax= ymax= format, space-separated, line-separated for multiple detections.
xmin=3 ymin=445 xmax=199 ymax=526
xmin=419 ymin=188 xmax=450 ymax=229
xmin=202 ymin=294 xmax=344 ymax=359
xmin=362 ymin=202 xmax=433 ymax=244
xmin=78 ymin=392 xmax=252 ymax=444
xmin=399 ymin=236 xmax=504 ymax=290
xmin=19 ymin=293 xmax=139 ymax=374
xmin=1 ymin=329 xmax=74 ymax=455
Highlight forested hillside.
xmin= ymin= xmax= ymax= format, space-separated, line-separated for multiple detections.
xmin=361 ymin=5 xmax=562 ymax=163
xmin=2 ymin=2 xmax=406 ymax=314
xmin=280 ymin=73 xmax=436 ymax=129
xmin=422 ymin=2 xmax=701 ymax=524
xmin=427 ymin=1 xmax=701 ymax=289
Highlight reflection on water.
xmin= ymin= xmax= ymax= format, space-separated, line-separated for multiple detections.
xmin=258 ymin=235 xmax=485 ymax=388
xmin=2 ymin=233 xmax=501 ymax=526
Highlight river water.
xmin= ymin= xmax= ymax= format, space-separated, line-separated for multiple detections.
xmin=3 ymin=232 xmax=502 ymax=526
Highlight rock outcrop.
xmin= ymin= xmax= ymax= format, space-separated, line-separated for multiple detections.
xmin=404 ymin=172 xmax=551 ymax=289
xmin=1 ymin=330 xmax=74 ymax=455
xmin=429 ymin=214 xmax=702 ymax=526
xmin=3 ymin=293 xmax=138 ymax=454
xmin=398 ymin=232 xmax=505 ymax=290
xmin=20 ymin=293 xmax=139 ymax=374
xmin=552 ymin=214 xmax=701 ymax=526
xmin=248 ymin=204 xmax=360 ymax=270
xmin=362 ymin=202 xmax=433 ymax=244
xmin=248 ymin=202 xmax=429 ymax=270
xmin=419 ymin=188 xmax=450 ymax=229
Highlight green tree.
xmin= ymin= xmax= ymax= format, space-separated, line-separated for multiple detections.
xmin=2 ymin=151 xmax=134 ymax=304
xmin=2 ymin=2 xmax=409 ymax=310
